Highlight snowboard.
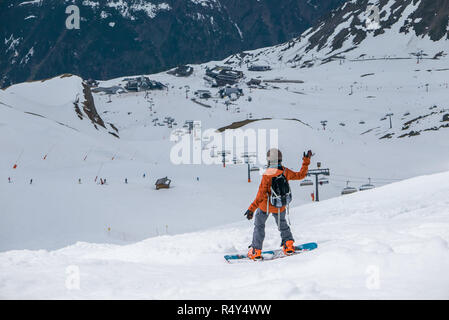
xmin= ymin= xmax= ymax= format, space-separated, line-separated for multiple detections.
xmin=224 ymin=242 xmax=317 ymax=263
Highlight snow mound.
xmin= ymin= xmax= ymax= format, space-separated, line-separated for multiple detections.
xmin=0 ymin=74 xmax=115 ymax=136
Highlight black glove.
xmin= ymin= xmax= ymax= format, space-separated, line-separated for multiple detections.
xmin=244 ymin=210 xmax=254 ymax=220
xmin=303 ymin=150 xmax=313 ymax=159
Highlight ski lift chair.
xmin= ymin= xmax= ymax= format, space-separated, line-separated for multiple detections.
xmin=155 ymin=177 xmax=171 ymax=190
xmin=359 ymin=178 xmax=375 ymax=191
xmin=318 ymin=177 xmax=329 ymax=185
xmin=300 ymin=179 xmax=314 ymax=187
xmin=341 ymin=186 xmax=357 ymax=195
xmin=341 ymin=181 xmax=357 ymax=195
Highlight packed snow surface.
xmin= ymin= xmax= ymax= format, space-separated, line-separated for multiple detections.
xmin=1 ymin=170 xmax=449 ymax=299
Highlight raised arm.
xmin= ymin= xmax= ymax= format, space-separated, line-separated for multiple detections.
xmin=284 ymin=151 xmax=312 ymax=181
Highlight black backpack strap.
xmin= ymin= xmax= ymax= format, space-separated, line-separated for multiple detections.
xmin=267 ymin=191 xmax=270 ymax=215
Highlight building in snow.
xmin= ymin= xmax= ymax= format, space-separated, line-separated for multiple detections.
xmin=205 ymin=66 xmax=244 ymax=87
xmin=124 ymin=76 xmax=166 ymax=92
xmin=91 ymin=85 xmax=126 ymax=95
xmin=219 ymin=86 xmax=243 ymax=100
xmin=194 ymin=90 xmax=212 ymax=99
xmin=155 ymin=177 xmax=171 ymax=190
xmin=248 ymin=65 xmax=271 ymax=71
xmin=246 ymin=78 xmax=262 ymax=87
xmin=167 ymin=65 xmax=194 ymax=77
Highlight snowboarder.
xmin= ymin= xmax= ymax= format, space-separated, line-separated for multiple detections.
xmin=244 ymin=148 xmax=312 ymax=260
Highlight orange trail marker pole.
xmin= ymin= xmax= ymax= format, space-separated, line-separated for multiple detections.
xmin=94 ymin=163 xmax=104 ymax=182
xmin=83 ymin=148 xmax=92 ymax=161
xmin=111 ymin=149 xmax=120 ymax=161
xmin=43 ymin=144 xmax=56 ymax=160
xmin=13 ymin=150 xmax=24 ymax=169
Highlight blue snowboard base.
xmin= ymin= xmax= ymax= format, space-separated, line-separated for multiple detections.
xmin=224 ymin=242 xmax=318 ymax=263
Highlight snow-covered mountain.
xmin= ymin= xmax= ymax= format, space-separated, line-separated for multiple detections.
xmin=225 ymin=0 xmax=449 ymax=68
xmin=1 ymin=0 xmax=449 ymax=299
xmin=0 ymin=0 xmax=346 ymax=88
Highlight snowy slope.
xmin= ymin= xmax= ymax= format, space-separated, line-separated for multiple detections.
xmin=1 ymin=170 xmax=449 ymax=299
xmin=2 ymin=18 xmax=449 ymax=252
xmin=224 ymin=0 xmax=449 ymax=69
xmin=0 ymin=74 xmax=118 ymax=136
xmin=1 ymin=0 xmax=449 ymax=299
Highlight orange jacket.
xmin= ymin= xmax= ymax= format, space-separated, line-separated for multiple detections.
xmin=248 ymin=157 xmax=310 ymax=214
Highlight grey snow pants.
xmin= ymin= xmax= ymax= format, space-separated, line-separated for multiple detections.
xmin=251 ymin=208 xmax=294 ymax=250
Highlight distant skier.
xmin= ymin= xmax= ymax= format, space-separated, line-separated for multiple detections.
xmin=244 ymin=148 xmax=312 ymax=260
xmin=78 ymin=178 xmax=82 ymax=184
xmin=30 ymin=179 xmax=33 ymax=185
xmin=125 ymin=178 xmax=128 ymax=184
xmin=8 ymin=177 xmax=11 ymax=183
